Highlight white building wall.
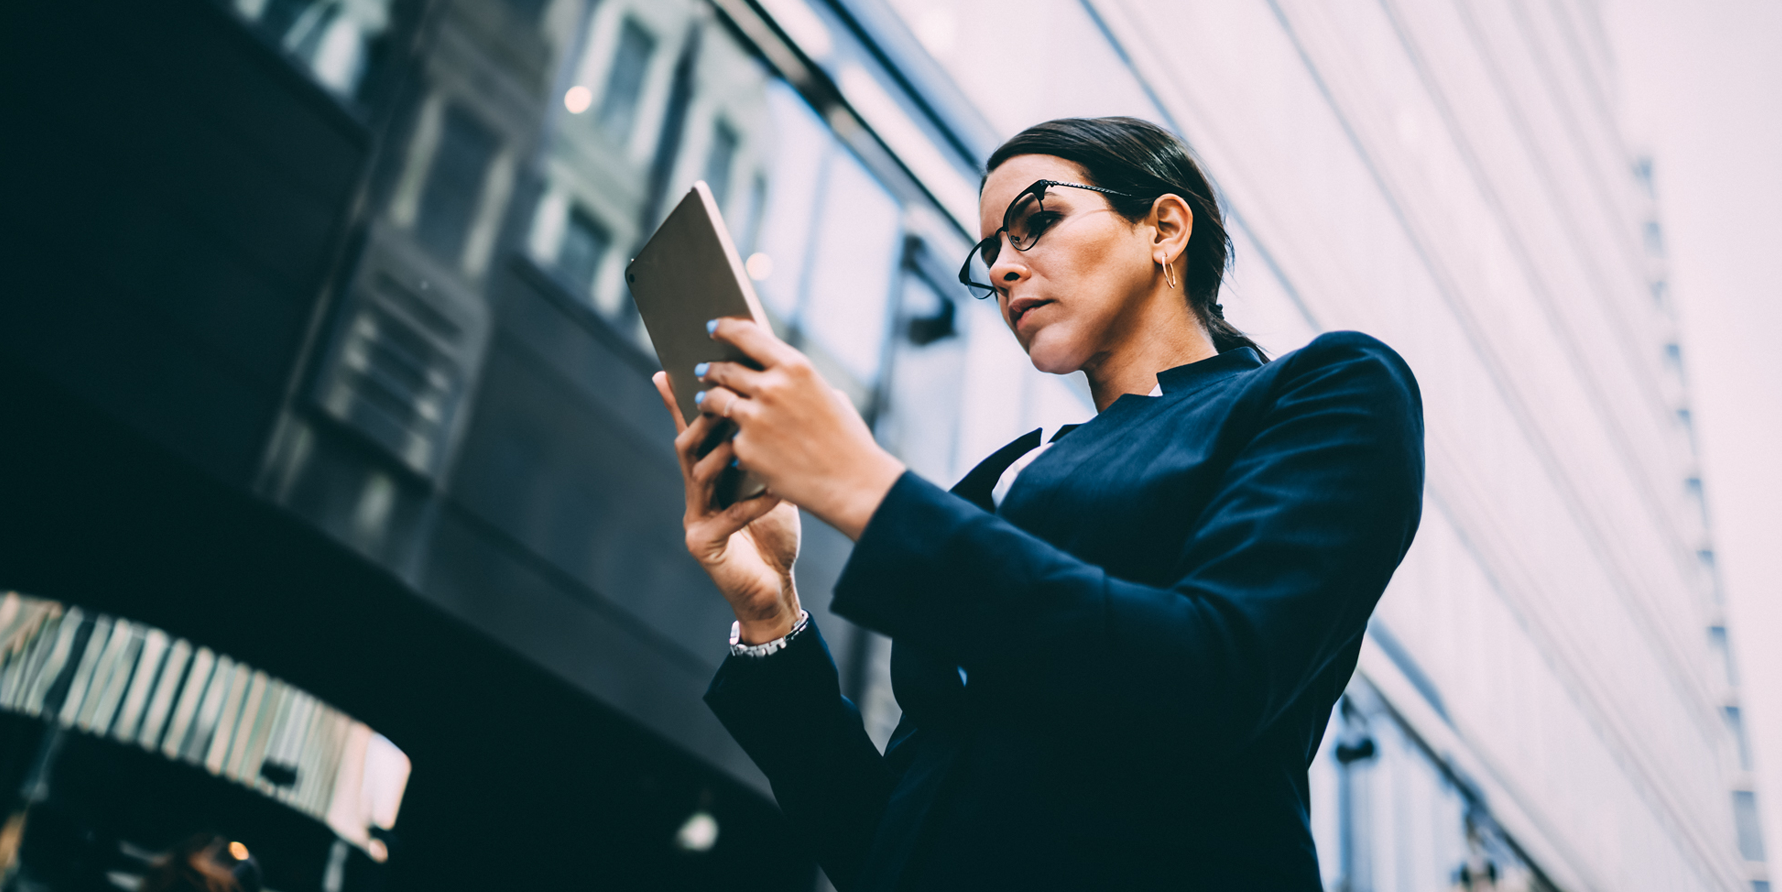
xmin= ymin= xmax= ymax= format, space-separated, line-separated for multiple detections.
xmin=865 ymin=0 xmax=1756 ymax=888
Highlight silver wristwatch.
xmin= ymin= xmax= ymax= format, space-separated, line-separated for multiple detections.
xmin=729 ymin=610 xmax=810 ymax=658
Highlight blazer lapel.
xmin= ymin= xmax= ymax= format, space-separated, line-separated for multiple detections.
xmin=997 ymin=395 xmax=1157 ymax=524
xmin=948 ymin=427 xmax=1043 ymax=510
xmin=998 ymin=350 xmax=1264 ymax=526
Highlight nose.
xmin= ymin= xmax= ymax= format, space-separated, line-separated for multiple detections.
xmin=985 ymin=235 xmax=1026 ymax=294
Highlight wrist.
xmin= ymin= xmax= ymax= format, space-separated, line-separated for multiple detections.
xmin=825 ymin=451 xmax=906 ymax=541
xmin=730 ymin=608 xmax=810 ymax=658
xmin=734 ymin=587 xmax=800 ymax=645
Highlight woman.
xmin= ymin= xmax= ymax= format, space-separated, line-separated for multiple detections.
xmin=652 ymin=117 xmax=1423 ymax=890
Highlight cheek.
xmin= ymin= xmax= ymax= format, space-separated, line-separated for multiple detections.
xmin=1053 ymin=224 xmax=1140 ymax=294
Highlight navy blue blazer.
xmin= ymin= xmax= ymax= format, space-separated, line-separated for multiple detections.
xmin=706 ymin=331 xmax=1424 ymax=890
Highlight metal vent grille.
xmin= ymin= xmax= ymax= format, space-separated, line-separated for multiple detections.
xmin=315 ymin=244 xmax=484 ymax=478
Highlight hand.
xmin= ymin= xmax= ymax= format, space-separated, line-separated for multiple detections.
xmin=694 ymin=318 xmax=906 ymax=540
xmin=654 ymin=371 xmax=802 ymax=644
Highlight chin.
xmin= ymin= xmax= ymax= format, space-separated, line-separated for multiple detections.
xmin=1021 ymin=330 xmax=1088 ymax=376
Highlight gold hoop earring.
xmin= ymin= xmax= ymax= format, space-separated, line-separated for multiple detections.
xmin=1162 ymin=260 xmax=1178 ymax=290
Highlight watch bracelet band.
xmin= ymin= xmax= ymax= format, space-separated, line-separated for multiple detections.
xmin=729 ymin=609 xmax=810 ymax=658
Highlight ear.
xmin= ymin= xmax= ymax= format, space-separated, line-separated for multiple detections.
xmin=1148 ymin=193 xmax=1194 ymax=266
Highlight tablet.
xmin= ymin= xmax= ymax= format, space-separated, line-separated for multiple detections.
xmin=626 ymin=181 xmax=770 ymax=507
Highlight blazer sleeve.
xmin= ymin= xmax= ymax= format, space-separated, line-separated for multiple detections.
xmin=828 ymin=333 xmax=1424 ymax=754
xmin=704 ymin=618 xmax=893 ymax=889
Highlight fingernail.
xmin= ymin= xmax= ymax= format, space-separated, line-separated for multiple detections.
xmin=705 ymin=319 xmax=719 ymax=336
xmin=694 ymin=390 xmax=706 ymax=405
xmin=693 ymin=362 xmax=709 ymax=378
xmin=728 ymin=458 xmax=740 ymax=468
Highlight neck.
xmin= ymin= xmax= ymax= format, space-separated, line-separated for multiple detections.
xmin=1081 ymin=291 xmax=1218 ymax=412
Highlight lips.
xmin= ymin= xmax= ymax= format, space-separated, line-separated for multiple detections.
xmin=1008 ymin=297 xmax=1052 ymax=328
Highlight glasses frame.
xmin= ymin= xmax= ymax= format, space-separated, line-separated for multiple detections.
xmin=958 ymin=179 xmax=1136 ymax=299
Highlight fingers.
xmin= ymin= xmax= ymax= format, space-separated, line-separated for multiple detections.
xmin=686 ymin=492 xmax=784 ymax=559
xmin=673 ymin=412 xmax=726 ymax=500
xmin=673 ymin=408 xmax=713 ymax=460
xmin=652 ymin=371 xmax=690 ymax=434
xmin=697 ymin=360 xmax=766 ymax=398
xmin=718 ymin=491 xmax=782 ymax=532
xmin=695 ymin=385 xmax=753 ymax=424
xmin=689 ymin=437 xmax=734 ymax=490
xmin=685 ymin=438 xmax=778 ymax=543
xmin=708 ymin=318 xmax=801 ymax=370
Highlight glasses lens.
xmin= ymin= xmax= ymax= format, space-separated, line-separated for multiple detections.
xmin=1005 ymin=189 xmax=1046 ymax=251
xmin=960 ymin=238 xmax=996 ymax=298
xmin=958 ymin=182 xmax=1057 ymax=299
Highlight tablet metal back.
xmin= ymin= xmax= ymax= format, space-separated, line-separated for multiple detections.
xmin=626 ymin=181 xmax=771 ymax=423
xmin=626 ymin=181 xmax=770 ymax=506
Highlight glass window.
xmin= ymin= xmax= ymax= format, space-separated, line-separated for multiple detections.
xmin=1684 ymin=476 xmax=1708 ymax=527
xmin=704 ymin=119 xmax=740 ymax=209
xmin=1726 ymin=707 xmax=1754 ymax=772
xmin=1643 ymin=220 xmax=1665 ymax=255
xmin=1710 ymin=626 xmax=1740 ymax=687
xmin=1665 ymin=342 xmax=1686 ymax=383
xmin=1735 ymin=791 xmax=1767 ymax=861
xmin=415 ymin=104 xmax=500 ymax=266
xmin=751 ymin=82 xmax=835 ymax=321
xmin=798 ymin=143 xmax=901 ymax=387
xmin=558 ymin=206 xmax=613 ymax=298
xmin=877 ymin=272 xmax=965 ymax=480
xmin=736 ymin=174 xmax=769 ymax=258
xmin=730 ymin=80 xmax=905 ymax=402
xmin=232 ymin=0 xmax=392 ymax=100
xmin=598 ymin=18 xmax=657 ymax=139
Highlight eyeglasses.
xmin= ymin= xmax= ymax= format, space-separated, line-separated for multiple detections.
xmin=958 ymin=179 xmax=1135 ymax=299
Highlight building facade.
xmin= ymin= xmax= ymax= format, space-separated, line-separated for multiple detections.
xmin=0 ymin=0 xmax=1764 ymax=888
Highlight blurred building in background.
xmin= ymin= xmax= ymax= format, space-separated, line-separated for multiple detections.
xmin=0 ymin=0 xmax=1764 ymax=889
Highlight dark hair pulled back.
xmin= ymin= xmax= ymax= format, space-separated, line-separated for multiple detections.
xmin=985 ymin=116 xmax=1266 ymax=359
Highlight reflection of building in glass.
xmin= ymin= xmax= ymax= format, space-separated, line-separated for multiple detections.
xmin=1 ymin=0 xmax=1764 ymax=888
xmin=230 ymin=0 xmax=393 ymax=99
xmin=528 ymin=0 xmax=775 ymax=329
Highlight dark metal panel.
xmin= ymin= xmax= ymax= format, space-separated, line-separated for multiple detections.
xmin=0 ymin=0 xmax=370 ymax=488
xmin=419 ymin=504 xmax=764 ymax=787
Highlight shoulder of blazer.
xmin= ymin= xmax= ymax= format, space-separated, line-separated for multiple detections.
xmin=1266 ymin=330 xmax=1421 ymax=410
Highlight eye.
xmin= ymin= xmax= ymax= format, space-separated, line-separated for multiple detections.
xmin=977 ymin=237 xmax=1001 ymax=267
xmin=1011 ymin=211 xmax=1060 ymax=249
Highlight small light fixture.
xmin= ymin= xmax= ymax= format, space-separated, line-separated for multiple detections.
xmin=564 ymin=86 xmax=593 ymax=114
xmin=745 ymin=252 xmax=773 ymax=281
xmin=228 ymin=841 xmax=250 ymax=861
xmin=674 ymin=811 xmax=719 ymax=852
